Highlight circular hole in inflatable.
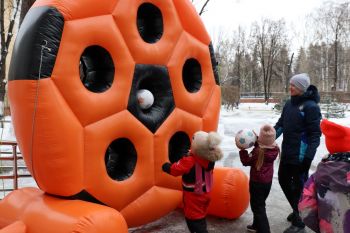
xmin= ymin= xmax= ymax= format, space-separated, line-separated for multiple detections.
xmin=105 ymin=138 xmax=137 ymax=181
xmin=79 ymin=45 xmax=114 ymax=93
xmin=182 ymin=58 xmax=202 ymax=93
xmin=169 ymin=132 xmax=191 ymax=163
xmin=137 ymin=3 xmax=163 ymax=43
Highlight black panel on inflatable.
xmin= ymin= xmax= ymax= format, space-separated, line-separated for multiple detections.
xmin=79 ymin=46 xmax=115 ymax=93
xmin=169 ymin=132 xmax=191 ymax=163
xmin=209 ymin=42 xmax=220 ymax=85
xmin=105 ymin=138 xmax=137 ymax=181
xmin=57 ymin=190 xmax=104 ymax=205
xmin=9 ymin=6 xmax=64 ymax=81
xmin=128 ymin=64 xmax=175 ymax=133
xmin=137 ymin=3 xmax=163 ymax=43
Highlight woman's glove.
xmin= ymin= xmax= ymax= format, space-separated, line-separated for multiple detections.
xmin=162 ymin=162 xmax=171 ymax=174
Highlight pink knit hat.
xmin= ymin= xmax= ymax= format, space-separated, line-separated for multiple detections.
xmin=258 ymin=124 xmax=277 ymax=148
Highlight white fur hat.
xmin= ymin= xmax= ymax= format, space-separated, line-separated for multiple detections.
xmin=192 ymin=131 xmax=223 ymax=162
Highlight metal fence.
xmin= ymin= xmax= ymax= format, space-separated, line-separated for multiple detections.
xmin=0 ymin=141 xmax=31 ymax=192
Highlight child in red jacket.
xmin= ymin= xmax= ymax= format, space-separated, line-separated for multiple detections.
xmin=236 ymin=124 xmax=279 ymax=233
xmin=162 ymin=131 xmax=223 ymax=233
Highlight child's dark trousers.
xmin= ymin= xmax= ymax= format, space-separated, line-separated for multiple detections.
xmin=250 ymin=180 xmax=272 ymax=233
xmin=185 ymin=217 xmax=208 ymax=233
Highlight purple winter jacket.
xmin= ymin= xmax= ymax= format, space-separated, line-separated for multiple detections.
xmin=239 ymin=143 xmax=279 ymax=183
xmin=299 ymin=153 xmax=350 ymax=233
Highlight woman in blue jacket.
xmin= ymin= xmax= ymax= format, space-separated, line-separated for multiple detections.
xmin=274 ymin=73 xmax=322 ymax=233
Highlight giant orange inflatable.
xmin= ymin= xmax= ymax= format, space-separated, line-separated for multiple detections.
xmin=1 ymin=0 xmax=249 ymax=232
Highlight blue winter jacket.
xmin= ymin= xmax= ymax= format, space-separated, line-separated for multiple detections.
xmin=274 ymin=85 xmax=322 ymax=164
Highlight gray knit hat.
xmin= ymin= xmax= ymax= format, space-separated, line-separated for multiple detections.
xmin=290 ymin=73 xmax=310 ymax=92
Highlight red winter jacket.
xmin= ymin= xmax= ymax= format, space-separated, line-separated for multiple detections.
xmin=239 ymin=143 xmax=279 ymax=183
xmin=169 ymin=153 xmax=215 ymax=219
xmin=170 ymin=154 xmax=214 ymax=191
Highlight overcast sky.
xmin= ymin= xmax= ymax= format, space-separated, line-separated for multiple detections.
xmin=194 ymin=0 xmax=327 ymax=52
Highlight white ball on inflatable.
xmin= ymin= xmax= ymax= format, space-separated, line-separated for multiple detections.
xmin=137 ymin=89 xmax=154 ymax=110
xmin=235 ymin=129 xmax=257 ymax=149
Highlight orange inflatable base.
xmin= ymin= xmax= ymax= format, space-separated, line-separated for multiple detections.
xmin=0 ymin=167 xmax=249 ymax=232
xmin=0 ymin=221 xmax=25 ymax=233
xmin=0 ymin=188 xmax=128 ymax=233
xmin=208 ymin=167 xmax=250 ymax=219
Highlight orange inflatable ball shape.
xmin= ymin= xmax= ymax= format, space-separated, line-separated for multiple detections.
xmin=6 ymin=0 xmax=249 ymax=229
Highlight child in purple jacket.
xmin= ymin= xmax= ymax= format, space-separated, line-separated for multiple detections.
xmin=299 ymin=119 xmax=350 ymax=233
xmin=236 ymin=124 xmax=280 ymax=233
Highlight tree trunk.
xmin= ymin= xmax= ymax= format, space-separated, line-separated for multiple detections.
xmin=0 ymin=0 xmax=21 ymax=102
xmin=0 ymin=58 xmax=6 ymax=101
xmin=286 ymin=53 xmax=294 ymax=93
xmin=334 ymin=38 xmax=338 ymax=90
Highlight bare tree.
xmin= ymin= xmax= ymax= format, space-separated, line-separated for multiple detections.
xmin=0 ymin=0 xmax=21 ymax=102
xmin=311 ymin=1 xmax=350 ymax=91
xmin=232 ymin=26 xmax=246 ymax=83
xmin=213 ymin=31 xmax=235 ymax=85
xmin=343 ymin=47 xmax=350 ymax=91
xmin=250 ymin=18 xmax=288 ymax=102
xmin=286 ymin=53 xmax=294 ymax=93
xmin=307 ymin=43 xmax=327 ymax=91
xmin=294 ymin=47 xmax=308 ymax=73
xmin=248 ymin=45 xmax=262 ymax=94
xmin=273 ymin=45 xmax=292 ymax=94
xmin=191 ymin=0 xmax=211 ymax=15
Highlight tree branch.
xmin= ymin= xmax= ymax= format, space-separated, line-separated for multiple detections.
xmin=5 ymin=0 xmax=21 ymax=51
xmin=0 ymin=0 xmax=5 ymax=54
xmin=199 ymin=0 xmax=210 ymax=16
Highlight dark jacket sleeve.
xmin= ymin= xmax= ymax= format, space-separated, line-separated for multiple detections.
xmin=274 ymin=105 xmax=285 ymax=139
xmin=304 ymin=104 xmax=322 ymax=160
